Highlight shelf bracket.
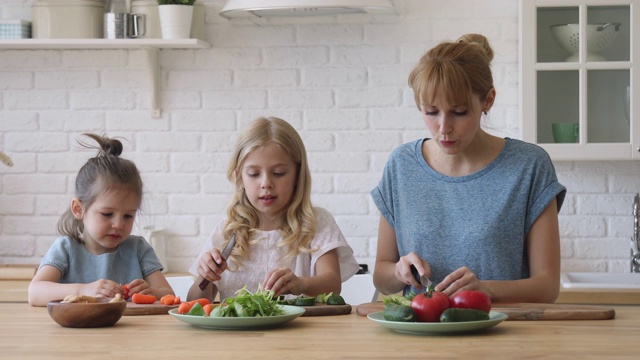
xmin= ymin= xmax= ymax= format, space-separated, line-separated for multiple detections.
xmin=144 ymin=47 xmax=161 ymax=118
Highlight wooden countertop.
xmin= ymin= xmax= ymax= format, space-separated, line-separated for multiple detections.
xmin=1 ymin=303 xmax=638 ymax=358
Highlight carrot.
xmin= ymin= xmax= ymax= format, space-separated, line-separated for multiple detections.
xmin=132 ymin=293 xmax=157 ymax=304
xmin=173 ymin=296 xmax=181 ymax=305
xmin=178 ymin=301 xmax=193 ymax=314
xmin=203 ymin=304 xmax=214 ymax=316
xmin=192 ymin=298 xmax=210 ymax=308
xmin=160 ymin=295 xmax=175 ymax=305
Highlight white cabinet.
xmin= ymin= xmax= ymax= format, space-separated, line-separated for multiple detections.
xmin=520 ymin=0 xmax=640 ymax=160
xmin=0 ymin=39 xmax=210 ymax=118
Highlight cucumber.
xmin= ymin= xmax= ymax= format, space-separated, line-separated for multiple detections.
xmin=325 ymin=294 xmax=346 ymax=305
xmin=292 ymin=296 xmax=316 ymax=306
xmin=439 ymin=308 xmax=490 ymax=322
xmin=383 ymin=303 xmax=416 ymax=322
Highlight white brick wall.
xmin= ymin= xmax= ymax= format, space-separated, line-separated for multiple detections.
xmin=0 ymin=0 xmax=638 ymax=275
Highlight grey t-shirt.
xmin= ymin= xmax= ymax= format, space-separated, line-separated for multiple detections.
xmin=371 ymin=138 xmax=566 ymax=294
xmin=39 ymin=235 xmax=163 ymax=285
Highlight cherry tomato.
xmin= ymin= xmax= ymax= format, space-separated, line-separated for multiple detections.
xmin=410 ymin=290 xmax=451 ymax=322
xmin=450 ymin=290 xmax=492 ymax=312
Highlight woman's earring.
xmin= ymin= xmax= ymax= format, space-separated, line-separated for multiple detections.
xmin=483 ymin=110 xmax=488 ymax=115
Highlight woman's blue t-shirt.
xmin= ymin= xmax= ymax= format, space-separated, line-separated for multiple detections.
xmin=371 ymin=138 xmax=566 ymax=294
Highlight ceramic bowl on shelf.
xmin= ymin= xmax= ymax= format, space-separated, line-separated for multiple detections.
xmin=549 ymin=23 xmax=622 ymax=61
xmin=47 ymin=298 xmax=126 ymax=328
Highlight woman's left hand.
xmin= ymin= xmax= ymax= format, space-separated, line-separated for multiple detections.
xmin=436 ymin=266 xmax=491 ymax=297
xmin=262 ymin=267 xmax=305 ymax=297
xmin=126 ymin=279 xmax=153 ymax=296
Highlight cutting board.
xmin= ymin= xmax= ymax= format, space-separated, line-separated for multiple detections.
xmin=298 ymin=304 xmax=352 ymax=317
xmin=124 ymin=302 xmax=178 ymax=316
xmin=355 ymin=302 xmax=615 ymax=320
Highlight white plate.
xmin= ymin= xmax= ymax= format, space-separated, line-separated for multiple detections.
xmin=367 ymin=310 xmax=508 ymax=335
xmin=168 ymin=305 xmax=305 ymax=330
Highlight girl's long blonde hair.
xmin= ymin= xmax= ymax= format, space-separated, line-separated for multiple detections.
xmin=224 ymin=117 xmax=316 ymax=267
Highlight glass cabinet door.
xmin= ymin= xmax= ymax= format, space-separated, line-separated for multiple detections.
xmin=520 ymin=0 xmax=639 ymax=160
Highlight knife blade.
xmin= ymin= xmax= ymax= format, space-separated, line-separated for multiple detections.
xmin=198 ymin=234 xmax=236 ymax=291
xmin=410 ymin=264 xmax=432 ymax=289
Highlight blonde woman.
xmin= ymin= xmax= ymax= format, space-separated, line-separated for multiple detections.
xmin=188 ymin=117 xmax=358 ymax=302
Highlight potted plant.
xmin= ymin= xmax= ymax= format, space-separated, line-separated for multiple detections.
xmin=157 ymin=0 xmax=196 ymax=39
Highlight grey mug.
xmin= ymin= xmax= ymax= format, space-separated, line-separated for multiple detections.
xmin=104 ymin=13 xmax=146 ymax=39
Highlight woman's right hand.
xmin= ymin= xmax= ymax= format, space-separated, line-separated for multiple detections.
xmin=396 ymin=252 xmax=432 ymax=290
xmin=196 ymin=248 xmax=228 ymax=283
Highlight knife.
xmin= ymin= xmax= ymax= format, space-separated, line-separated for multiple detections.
xmin=410 ymin=264 xmax=432 ymax=289
xmin=198 ymin=234 xmax=236 ymax=291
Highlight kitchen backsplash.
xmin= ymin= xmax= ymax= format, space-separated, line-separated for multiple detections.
xmin=0 ymin=0 xmax=638 ymax=274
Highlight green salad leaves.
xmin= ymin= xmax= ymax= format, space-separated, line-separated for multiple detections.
xmin=211 ymin=286 xmax=285 ymax=318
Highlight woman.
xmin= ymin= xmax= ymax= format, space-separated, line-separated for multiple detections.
xmin=371 ymin=34 xmax=566 ymax=303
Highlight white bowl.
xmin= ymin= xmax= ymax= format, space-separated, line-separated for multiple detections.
xmin=549 ymin=23 xmax=621 ymax=61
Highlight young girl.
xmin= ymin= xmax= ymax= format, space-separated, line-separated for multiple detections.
xmin=372 ymin=34 xmax=566 ymax=303
xmin=187 ymin=117 xmax=359 ymax=302
xmin=28 ymin=133 xmax=174 ymax=306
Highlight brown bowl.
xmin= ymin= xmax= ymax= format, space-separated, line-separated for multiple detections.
xmin=47 ymin=298 xmax=126 ymax=328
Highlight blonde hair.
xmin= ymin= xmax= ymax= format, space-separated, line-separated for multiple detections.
xmin=224 ymin=117 xmax=316 ymax=267
xmin=57 ymin=133 xmax=143 ymax=244
xmin=409 ymin=33 xmax=494 ymax=110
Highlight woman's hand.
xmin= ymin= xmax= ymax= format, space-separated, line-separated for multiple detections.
xmin=197 ymin=248 xmax=228 ymax=283
xmin=396 ymin=252 xmax=432 ymax=290
xmin=262 ymin=267 xmax=306 ymax=297
xmin=436 ymin=266 xmax=492 ymax=297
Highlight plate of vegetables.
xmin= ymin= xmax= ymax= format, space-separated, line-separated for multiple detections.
xmin=367 ymin=288 xmax=507 ymax=335
xmin=368 ymin=310 xmax=508 ymax=335
xmin=168 ymin=286 xmax=305 ymax=330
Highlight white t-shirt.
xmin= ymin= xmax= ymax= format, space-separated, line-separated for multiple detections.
xmin=189 ymin=207 xmax=359 ymax=300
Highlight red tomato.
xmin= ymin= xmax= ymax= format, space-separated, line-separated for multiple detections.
xmin=450 ymin=290 xmax=492 ymax=312
xmin=410 ymin=290 xmax=451 ymax=322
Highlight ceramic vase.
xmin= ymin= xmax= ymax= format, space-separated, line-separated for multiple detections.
xmin=158 ymin=4 xmax=193 ymax=39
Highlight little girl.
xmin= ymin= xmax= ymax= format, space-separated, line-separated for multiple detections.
xmin=187 ymin=117 xmax=359 ymax=302
xmin=28 ymin=133 xmax=174 ymax=306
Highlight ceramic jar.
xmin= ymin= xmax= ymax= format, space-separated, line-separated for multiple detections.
xmin=32 ymin=0 xmax=104 ymax=39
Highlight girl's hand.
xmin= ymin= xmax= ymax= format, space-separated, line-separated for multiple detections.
xmin=396 ymin=252 xmax=432 ymax=290
xmin=126 ymin=279 xmax=153 ymax=296
xmin=262 ymin=267 xmax=305 ymax=297
xmin=197 ymin=249 xmax=228 ymax=283
xmin=83 ymin=279 xmax=125 ymax=298
xmin=436 ymin=266 xmax=491 ymax=296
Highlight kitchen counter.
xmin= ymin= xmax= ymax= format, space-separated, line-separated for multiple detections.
xmin=2 ymin=267 xmax=640 ymax=304
xmin=1 ymin=303 xmax=638 ymax=358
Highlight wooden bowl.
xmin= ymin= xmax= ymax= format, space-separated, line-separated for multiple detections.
xmin=47 ymin=299 xmax=126 ymax=328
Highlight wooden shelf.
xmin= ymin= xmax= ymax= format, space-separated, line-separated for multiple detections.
xmin=0 ymin=38 xmax=211 ymax=117
xmin=0 ymin=38 xmax=210 ymax=50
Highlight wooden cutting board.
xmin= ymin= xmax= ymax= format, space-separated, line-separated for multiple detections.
xmin=355 ymin=302 xmax=615 ymax=320
xmin=298 ymin=304 xmax=352 ymax=317
xmin=124 ymin=302 xmax=178 ymax=316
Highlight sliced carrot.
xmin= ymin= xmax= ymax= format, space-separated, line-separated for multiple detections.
xmin=192 ymin=298 xmax=210 ymax=308
xmin=132 ymin=293 xmax=157 ymax=304
xmin=173 ymin=296 xmax=181 ymax=305
xmin=160 ymin=294 xmax=175 ymax=305
xmin=203 ymin=304 xmax=214 ymax=316
xmin=178 ymin=301 xmax=193 ymax=314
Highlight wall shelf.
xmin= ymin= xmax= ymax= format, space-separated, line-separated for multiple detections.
xmin=0 ymin=39 xmax=211 ymax=118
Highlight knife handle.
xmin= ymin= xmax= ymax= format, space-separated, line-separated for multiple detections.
xmin=198 ymin=278 xmax=210 ymax=291
xmin=198 ymin=257 xmax=225 ymax=291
